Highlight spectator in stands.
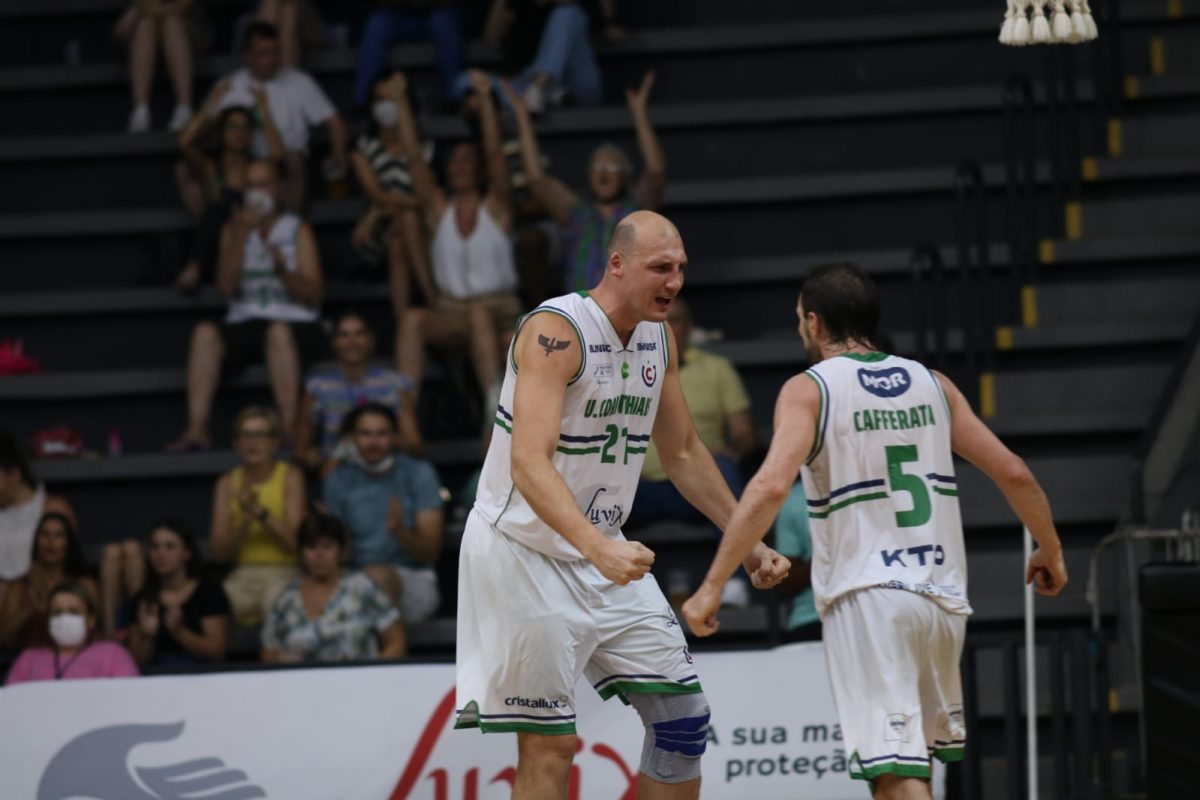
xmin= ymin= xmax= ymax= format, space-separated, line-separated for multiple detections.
xmin=255 ymin=0 xmax=301 ymax=68
xmin=323 ymin=403 xmax=444 ymax=622
xmin=174 ymin=89 xmax=284 ymax=292
xmin=294 ymin=312 xmax=423 ymax=477
xmin=349 ymin=72 xmax=437 ymax=324
xmin=261 ymin=510 xmax=406 ymax=663
xmin=505 ymin=71 xmax=664 ymax=292
xmin=0 ymin=431 xmax=76 ymax=611
xmin=203 ymin=21 xmax=347 ymax=211
xmin=5 ymin=582 xmax=138 ymax=684
xmin=478 ymin=0 xmax=608 ymax=113
xmin=209 ymin=407 xmax=304 ymax=626
xmin=626 ymin=297 xmax=756 ymax=529
xmin=774 ymin=480 xmax=820 ymax=642
xmin=0 ymin=513 xmax=98 ymax=652
xmin=353 ymin=1 xmax=465 ymax=111
xmin=128 ymin=520 xmax=230 ymax=668
xmin=168 ymin=158 xmax=325 ymax=452
xmin=390 ymin=70 xmax=521 ymax=404
xmin=116 ymin=0 xmax=195 ymax=133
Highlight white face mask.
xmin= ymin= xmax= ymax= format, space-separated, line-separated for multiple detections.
xmin=49 ymin=613 xmax=88 ymax=648
xmin=244 ymin=188 xmax=275 ymax=216
xmin=372 ymin=100 xmax=399 ymax=128
xmin=350 ymin=445 xmax=394 ymax=475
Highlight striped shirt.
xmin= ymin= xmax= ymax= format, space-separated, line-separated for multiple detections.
xmin=355 ymin=134 xmax=434 ymax=196
xmin=562 ymin=199 xmax=639 ymax=292
xmin=305 ymin=366 xmax=414 ymax=455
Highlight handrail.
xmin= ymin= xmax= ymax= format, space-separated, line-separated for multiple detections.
xmin=952 ymin=160 xmax=993 ymax=404
xmin=1002 ymin=75 xmax=1037 ymax=323
xmin=907 ymin=243 xmax=948 ymax=371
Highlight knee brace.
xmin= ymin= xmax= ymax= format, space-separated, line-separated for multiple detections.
xmin=627 ymin=691 xmax=710 ymax=784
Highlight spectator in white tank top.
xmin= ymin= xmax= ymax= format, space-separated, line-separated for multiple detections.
xmin=169 ymin=159 xmax=326 ymax=453
xmin=389 ymin=70 xmax=522 ymax=405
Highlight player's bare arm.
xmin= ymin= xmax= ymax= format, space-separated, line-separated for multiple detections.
xmin=652 ymin=324 xmax=790 ymax=589
xmin=682 ymin=373 xmax=819 ymax=636
xmin=934 ymin=370 xmax=1067 ymax=596
xmin=510 ymin=312 xmax=655 ymax=585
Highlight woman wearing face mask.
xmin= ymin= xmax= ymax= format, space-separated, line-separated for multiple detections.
xmin=5 ymin=582 xmax=138 ymax=684
xmin=261 ymin=510 xmax=406 ymax=663
xmin=0 ymin=513 xmax=99 ymax=651
xmin=127 ymin=521 xmax=230 ymax=669
xmin=349 ymin=71 xmax=437 ymax=333
xmin=174 ymin=86 xmax=285 ymax=293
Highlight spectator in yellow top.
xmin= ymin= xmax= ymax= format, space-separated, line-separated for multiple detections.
xmin=209 ymin=406 xmax=305 ymax=625
xmin=625 ymin=297 xmax=757 ymax=529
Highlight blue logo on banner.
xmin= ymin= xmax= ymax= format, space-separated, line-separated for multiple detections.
xmin=857 ymin=367 xmax=911 ymax=398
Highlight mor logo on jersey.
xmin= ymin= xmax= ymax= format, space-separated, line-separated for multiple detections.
xmin=857 ymin=366 xmax=911 ymax=398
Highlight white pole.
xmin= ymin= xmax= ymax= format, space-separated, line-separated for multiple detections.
xmin=1024 ymin=527 xmax=1039 ymax=800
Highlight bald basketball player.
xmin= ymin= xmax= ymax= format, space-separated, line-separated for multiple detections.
xmin=454 ymin=211 xmax=791 ymax=799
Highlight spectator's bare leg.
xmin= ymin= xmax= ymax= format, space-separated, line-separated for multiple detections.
xmin=400 ymin=209 xmax=436 ymax=304
xmin=386 ymin=217 xmax=412 ymax=319
xmin=99 ymin=544 xmax=121 ymax=638
xmin=160 ymin=11 xmax=194 ymax=110
xmin=364 ymin=564 xmax=404 ymax=610
xmin=173 ymin=321 xmax=222 ymax=448
xmin=396 ymin=308 xmax=429 ymax=398
xmin=467 ymin=302 xmax=501 ymax=397
xmin=129 ymin=15 xmax=159 ymax=111
xmin=282 ymin=151 xmax=308 ymax=213
xmin=515 ymin=732 xmax=576 ymax=800
xmin=121 ymin=539 xmax=146 ymax=599
xmin=264 ymin=321 xmax=301 ymax=443
xmin=258 ymin=0 xmax=300 ymax=68
xmin=174 ymin=160 xmax=206 ymax=219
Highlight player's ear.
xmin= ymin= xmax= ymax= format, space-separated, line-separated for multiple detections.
xmin=608 ymin=251 xmax=623 ymax=277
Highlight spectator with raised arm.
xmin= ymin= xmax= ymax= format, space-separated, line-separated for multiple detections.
xmin=0 ymin=513 xmax=98 ymax=652
xmin=391 ymin=70 xmax=521 ymax=404
xmin=6 ymin=582 xmax=138 ymax=684
xmin=205 ymin=21 xmax=347 ymax=211
xmin=168 ymin=158 xmax=325 ymax=452
xmin=118 ymin=0 xmax=196 ymax=133
xmin=174 ymin=87 xmax=285 ymax=292
xmin=261 ymin=511 xmax=406 ymax=663
xmin=505 ymin=71 xmax=664 ymax=292
xmin=349 ymin=71 xmax=437 ymax=326
xmin=294 ymin=312 xmax=423 ymax=477
xmin=0 ymin=431 xmax=76 ymax=612
xmin=127 ymin=521 xmax=230 ymax=669
xmin=323 ymin=403 xmax=444 ymax=622
xmin=626 ymin=296 xmax=756 ymax=529
xmin=209 ymin=407 xmax=304 ymax=627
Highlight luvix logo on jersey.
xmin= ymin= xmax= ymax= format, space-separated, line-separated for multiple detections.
xmin=857 ymin=366 xmax=911 ymax=398
xmin=584 ymin=486 xmax=625 ymax=529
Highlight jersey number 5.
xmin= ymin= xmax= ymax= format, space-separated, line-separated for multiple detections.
xmin=886 ymin=445 xmax=932 ymax=528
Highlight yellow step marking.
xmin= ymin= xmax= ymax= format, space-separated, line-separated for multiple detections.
xmin=1167 ymin=0 xmax=1182 ymax=19
xmin=1082 ymin=157 xmax=1099 ymax=181
xmin=1124 ymin=75 xmax=1140 ymax=100
xmin=1150 ymin=37 xmax=1165 ymax=76
xmin=1022 ymin=285 xmax=1039 ymax=328
xmin=1039 ymin=239 xmax=1056 ymax=264
xmin=1107 ymin=118 xmax=1123 ymax=158
xmin=1065 ymin=202 xmax=1083 ymax=240
xmin=995 ymin=326 xmax=1014 ymax=351
xmin=980 ymin=373 xmax=996 ymax=419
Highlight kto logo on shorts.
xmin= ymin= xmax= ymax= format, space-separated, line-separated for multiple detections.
xmin=857 ymin=366 xmax=911 ymax=398
xmin=505 ymin=696 xmax=569 ymax=709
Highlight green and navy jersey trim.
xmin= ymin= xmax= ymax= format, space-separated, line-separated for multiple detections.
xmin=804 ymin=369 xmax=830 ymax=465
xmin=511 ymin=305 xmax=587 ymax=385
xmin=923 ymin=364 xmax=951 ymax=417
xmin=659 ymin=321 xmax=670 ymax=369
xmin=839 ymin=351 xmax=890 ymax=363
xmin=806 ymin=478 xmax=888 ymax=520
xmin=626 ymin=432 xmax=650 ymax=455
xmin=928 ymin=472 xmax=958 ymax=497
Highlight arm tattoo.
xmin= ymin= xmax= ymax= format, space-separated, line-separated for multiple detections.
xmin=538 ymin=334 xmax=572 ymax=357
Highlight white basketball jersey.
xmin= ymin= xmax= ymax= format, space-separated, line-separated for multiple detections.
xmin=475 ymin=291 xmax=669 ymax=560
xmin=800 ymin=352 xmax=972 ymax=617
xmin=225 ymin=213 xmax=319 ymax=324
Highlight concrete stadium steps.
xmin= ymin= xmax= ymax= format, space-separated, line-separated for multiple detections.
xmin=1069 ymin=190 xmax=1200 ymax=238
xmin=1158 ymin=27 xmax=1200 ymax=76
xmin=990 ymin=363 xmax=1169 ymax=433
xmin=1030 ymin=271 xmax=1200 ymax=327
xmin=1110 ymin=112 xmax=1200 ymax=159
xmin=0 ymin=105 xmax=1017 ymax=213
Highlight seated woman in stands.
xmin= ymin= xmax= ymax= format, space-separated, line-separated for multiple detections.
xmin=5 ymin=581 xmax=138 ymax=684
xmin=127 ymin=520 xmax=230 ymax=669
xmin=209 ymin=406 xmax=304 ymax=628
xmin=260 ymin=510 xmax=405 ymax=664
xmin=0 ymin=431 xmax=76 ymax=613
xmin=0 ymin=512 xmax=99 ymax=652
xmin=174 ymin=86 xmax=284 ymax=292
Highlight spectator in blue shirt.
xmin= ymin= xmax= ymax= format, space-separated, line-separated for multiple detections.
xmin=774 ymin=481 xmax=820 ymax=642
xmin=323 ymin=403 xmax=444 ymax=621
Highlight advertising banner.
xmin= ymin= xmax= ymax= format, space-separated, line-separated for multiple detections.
xmin=1 ymin=643 xmax=870 ymax=799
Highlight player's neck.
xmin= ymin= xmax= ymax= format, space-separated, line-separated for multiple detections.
xmin=817 ymin=341 xmax=878 ymax=362
xmin=586 ymin=284 xmax=638 ymax=345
